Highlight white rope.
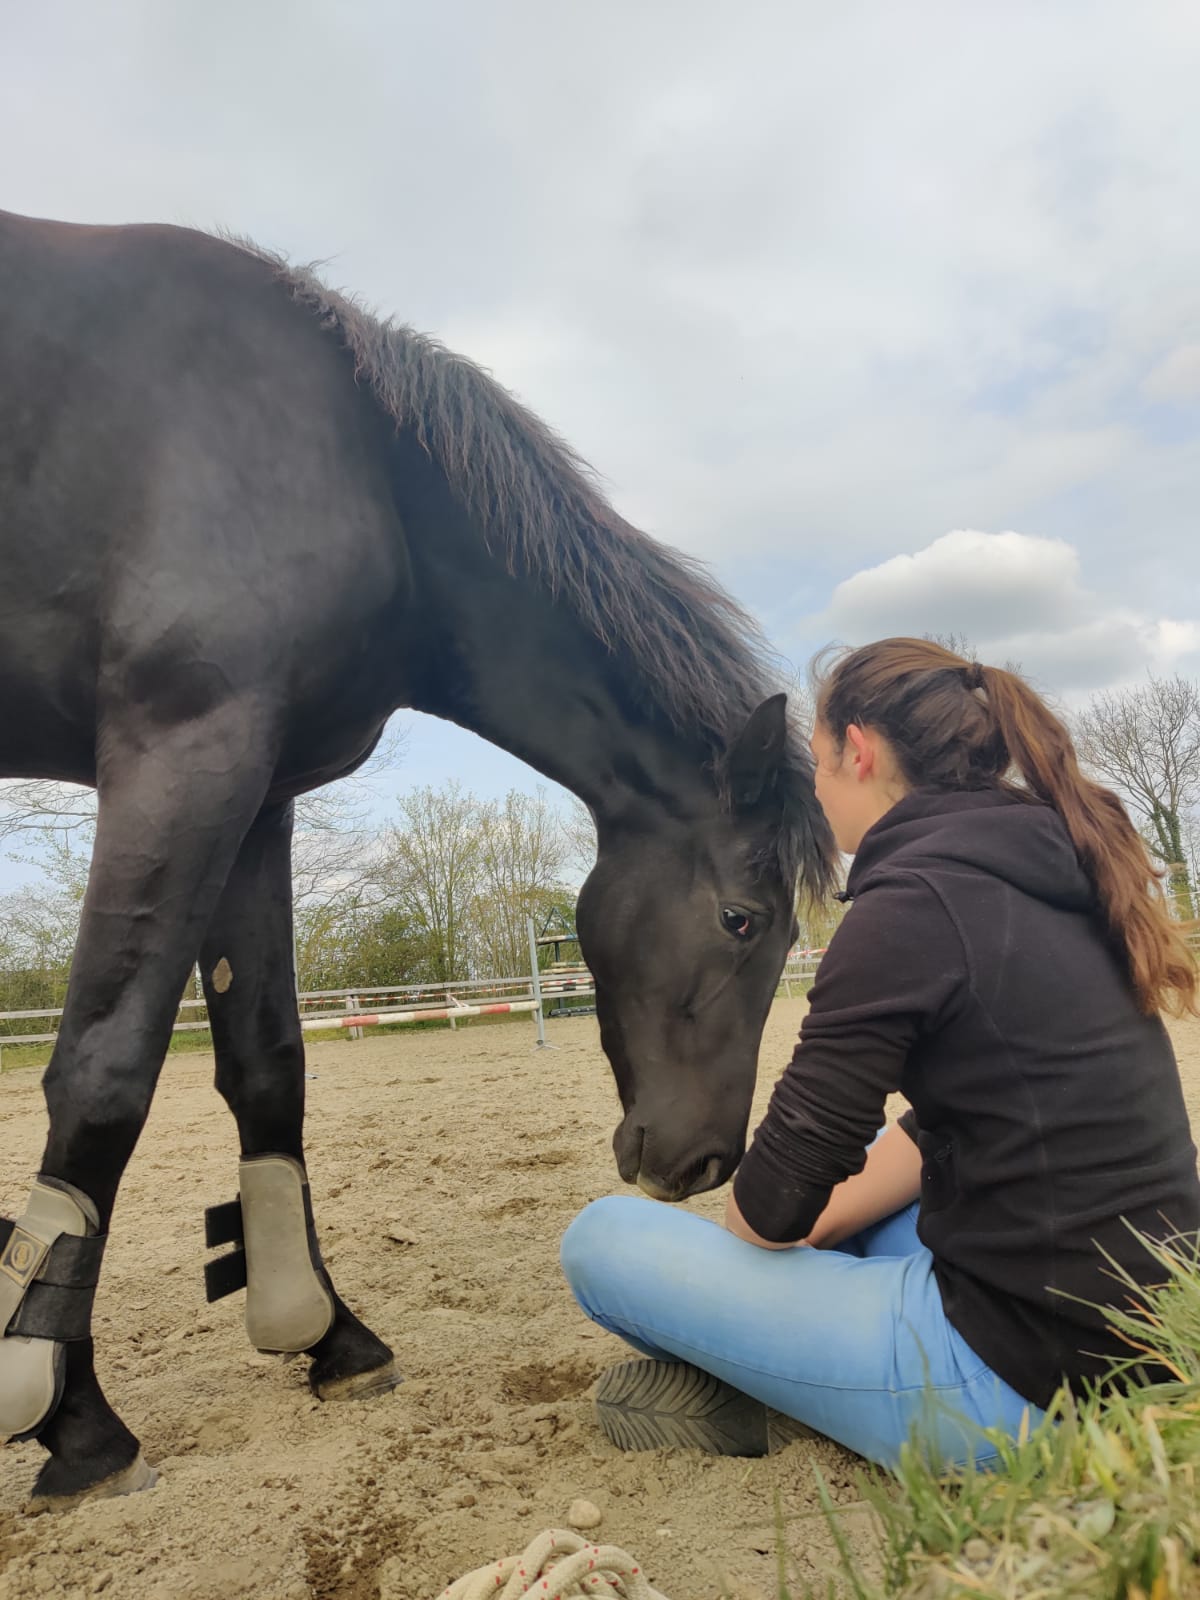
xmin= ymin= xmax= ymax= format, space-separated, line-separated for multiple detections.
xmin=435 ymin=1528 xmax=670 ymax=1600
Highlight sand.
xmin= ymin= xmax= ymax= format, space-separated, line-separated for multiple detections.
xmin=2 ymin=1001 xmax=1198 ymax=1600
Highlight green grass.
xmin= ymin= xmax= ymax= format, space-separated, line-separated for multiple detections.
xmin=0 ymin=1004 xmax=551 ymax=1073
xmin=0 ymin=1027 xmax=227 ymax=1073
xmin=795 ymin=1231 xmax=1200 ymax=1599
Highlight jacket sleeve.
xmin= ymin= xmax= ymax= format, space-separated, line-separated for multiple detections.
xmin=732 ymin=872 xmax=965 ymax=1243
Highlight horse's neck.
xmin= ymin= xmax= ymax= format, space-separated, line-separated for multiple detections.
xmin=397 ymin=492 xmax=711 ymax=826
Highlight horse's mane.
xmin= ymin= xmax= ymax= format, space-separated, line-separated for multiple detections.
xmin=225 ymin=236 xmax=833 ymax=896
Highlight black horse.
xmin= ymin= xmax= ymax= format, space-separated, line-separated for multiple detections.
xmin=0 ymin=209 xmax=834 ymax=1506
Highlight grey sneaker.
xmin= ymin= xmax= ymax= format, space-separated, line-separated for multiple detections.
xmin=594 ymin=1359 xmax=814 ymax=1457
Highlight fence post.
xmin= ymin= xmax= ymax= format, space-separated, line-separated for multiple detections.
xmin=345 ymin=994 xmax=363 ymax=1041
xmin=527 ymin=916 xmax=549 ymax=1049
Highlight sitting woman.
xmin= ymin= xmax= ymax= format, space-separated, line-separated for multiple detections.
xmin=561 ymin=638 xmax=1200 ymax=1470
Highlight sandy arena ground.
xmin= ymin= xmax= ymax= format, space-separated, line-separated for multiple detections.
xmin=2 ymin=1000 xmax=1199 ymax=1600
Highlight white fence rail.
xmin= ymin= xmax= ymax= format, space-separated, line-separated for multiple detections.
xmin=779 ymin=950 xmax=826 ymax=996
xmin=0 ymin=930 xmax=599 ymax=1065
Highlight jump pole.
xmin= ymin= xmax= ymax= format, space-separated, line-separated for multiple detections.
xmin=300 ymin=999 xmax=539 ymax=1033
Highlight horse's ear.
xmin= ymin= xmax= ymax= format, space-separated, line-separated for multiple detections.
xmin=728 ymin=694 xmax=789 ymax=809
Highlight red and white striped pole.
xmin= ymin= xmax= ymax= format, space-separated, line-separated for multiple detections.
xmin=300 ymin=999 xmax=539 ymax=1033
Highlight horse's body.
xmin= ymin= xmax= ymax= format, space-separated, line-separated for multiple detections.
xmin=0 ymin=208 xmax=833 ymax=1503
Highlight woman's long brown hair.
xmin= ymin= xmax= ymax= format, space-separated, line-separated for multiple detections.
xmin=815 ymin=638 xmax=1198 ymax=1018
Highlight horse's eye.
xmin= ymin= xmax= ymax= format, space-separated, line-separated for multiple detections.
xmin=720 ymin=906 xmax=755 ymax=940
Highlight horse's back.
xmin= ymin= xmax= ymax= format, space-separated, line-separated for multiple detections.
xmin=0 ymin=210 xmax=313 ymax=577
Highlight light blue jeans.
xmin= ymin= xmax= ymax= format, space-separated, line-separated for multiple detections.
xmin=560 ymin=1194 xmax=1044 ymax=1471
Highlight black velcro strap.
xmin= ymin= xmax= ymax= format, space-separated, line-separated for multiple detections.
xmin=9 ymin=1280 xmax=97 ymax=1341
xmin=0 ymin=1225 xmax=108 ymax=1342
xmin=1 ymin=1230 xmax=108 ymax=1341
xmin=204 ymin=1249 xmax=248 ymax=1303
xmin=204 ymin=1198 xmax=244 ymax=1249
xmin=32 ymin=1233 xmax=107 ymax=1290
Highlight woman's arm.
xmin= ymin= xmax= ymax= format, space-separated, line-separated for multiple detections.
xmin=729 ymin=876 xmax=964 ymax=1246
xmin=724 ymin=1120 xmax=922 ymax=1249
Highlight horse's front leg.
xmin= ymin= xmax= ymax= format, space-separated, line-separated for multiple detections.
xmin=199 ymin=800 xmax=398 ymax=1400
xmin=0 ymin=710 xmax=275 ymax=1505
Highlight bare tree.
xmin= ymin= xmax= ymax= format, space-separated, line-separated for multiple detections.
xmin=0 ymin=780 xmax=95 ymax=847
xmin=1072 ymin=676 xmax=1200 ymax=919
xmin=923 ymin=631 xmax=979 ymax=661
xmin=560 ymin=796 xmax=598 ymax=880
xmin=289 ymin=736 xmax=402 ymax=920
xmin=922 ymin=633 xmax=1023 ymax=676
xmin=0 ymin=723 xmax=407 ymax=850
xmin=290 ymin=826 xmax=382 ymax=916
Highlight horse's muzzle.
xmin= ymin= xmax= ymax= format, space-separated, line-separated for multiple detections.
xmin=612 ymin=1115 xmax=734 ymax=1202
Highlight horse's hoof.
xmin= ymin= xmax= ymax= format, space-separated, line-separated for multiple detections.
xmin=26 ymin=1452 xmax=159 ymax=1514
xmin=313 ymin=1360 xmax=402 ymax=1402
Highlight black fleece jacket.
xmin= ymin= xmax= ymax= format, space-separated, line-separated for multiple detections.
xmin=732 ymin=789 xmax=1200 ymax=1408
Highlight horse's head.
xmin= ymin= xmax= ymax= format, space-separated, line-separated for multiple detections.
xmin=575 ymin=695 xmax=832 ymax=1202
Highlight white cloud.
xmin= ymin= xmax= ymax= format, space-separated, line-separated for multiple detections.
xmin=824 ymin=530 xmax=1081 ymax=637
xmin=815 ymin=530 xmax=1200 ymax=694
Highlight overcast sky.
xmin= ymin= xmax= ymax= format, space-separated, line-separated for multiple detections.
xmin=2 ymin=1 xmax=1199 ymax=889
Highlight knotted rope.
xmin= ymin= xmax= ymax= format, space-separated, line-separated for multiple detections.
xmin=435 ymin=1528 xmax=669 ymax=1600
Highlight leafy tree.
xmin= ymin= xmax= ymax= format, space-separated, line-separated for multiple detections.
xmin=377 ymin=782 xmax=482 ymax=984
xmin=0 ymin=839 xmax=90 ymax=1016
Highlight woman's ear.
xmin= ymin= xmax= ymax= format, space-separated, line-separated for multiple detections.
xmin=845 ymin=723 xmax=876 ymax=779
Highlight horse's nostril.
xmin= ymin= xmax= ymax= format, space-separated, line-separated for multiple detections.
xmin=691 ymin=1154 xmax=725 ymax=1194
xmin=674 ymin=1151 xmax=727 ymax=1198
xmin=613 ymin=1119 xmax=645 ymax=1185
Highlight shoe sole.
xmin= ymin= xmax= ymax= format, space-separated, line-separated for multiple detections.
xmin=594 ymin=1359 xmax=814 ymax=1457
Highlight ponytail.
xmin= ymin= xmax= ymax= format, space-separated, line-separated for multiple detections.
xmin=816 ymin=639 xmax=1198 ymax=1018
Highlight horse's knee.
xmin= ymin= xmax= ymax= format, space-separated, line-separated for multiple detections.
xmin=213 ymin=1032 xmax=305 ymax=1123
xmin=41 ymin=1056 xmax=157 ymax=1198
